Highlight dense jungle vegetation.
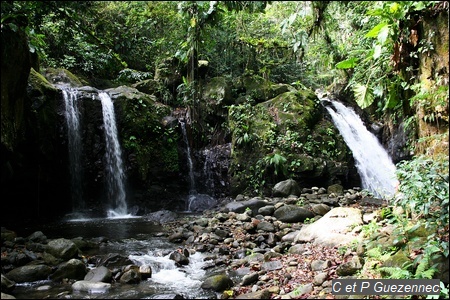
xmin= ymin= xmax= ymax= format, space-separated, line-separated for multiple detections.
xmin=1 ymin=1 xmax=449 ymax=295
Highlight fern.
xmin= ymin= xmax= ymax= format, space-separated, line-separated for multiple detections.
xmin=379 ymin=266 xmax=411 ymax=279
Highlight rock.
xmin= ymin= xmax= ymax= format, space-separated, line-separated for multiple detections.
xmin=288 ymin=244 xmax=308 ymax=254
xmin=272 ymin=179 xmax=301 ymax=197
xmin=313 ymin=272 xmax=328 ymax=286
xmin=311 ymin=259 xmax=331 ymax=271
xmin=235 ymin=289 xmax=270 ymax=299
xmin=169 ymin=250 xmax=189 ymax=266
xmin=336 ymin=256 xmax=363 ymax=276
xmin=261 ymin=260 xmax=283 ymax=271
xmin=381 ymin=250 xmax=409 ymax=269
xmin=49 ymin=258 xmax=87 ymax=281
xmin=274 ymin=205 xmax=314 ymax=223
xmin=46 ymin=238 xmax=79 ymax=260
xmin=6 ymin=264 xmax=52 ymax=283
xmin=119 ymin=267 xmax=141 ymax=284
xmin=327 ymin=184 xmax=343 ymax=195
xmin=311 ymin=203 xmax=331 ymax=215
xmin=201 ymin=274 xmax=233 ymax=292
xmin=286 ymin=283 xmax=313 ymax=298
xmin=256 ymin=221 xmax=275 ymax=232
xmin=0 ymin=293 xmax=16 ymax=299
xmin=27 ymin=231 xmax=47 ymax=243
xmin=84 ymin=266 xmax=112 ymax=283
xmin=1 ymin=274 xmax=15 ymax=293
xmin=96 ymin=253 xmax=133 ymax=268
xmin=241 ymin=272 xmax=259 ymax=285
xmin=71 ymin=280 xmax=111 ymax=293
xmin=281 ymin=230 xmax=300 ymax=242
xmin=294 ymin=207 xmax=363 ymax=247
xmin=224 ymin=198 xmax=269 ymax=216
xmin=258 ymin=205 xmax=275 ymax=216
xmin=145 ymin=210 xmax=178 ymax=224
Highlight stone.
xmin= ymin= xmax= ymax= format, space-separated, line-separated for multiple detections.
xmin=274 ymin=205 xmax=314 ymax=223
xmin=294 ymin=207 xmax=363 ymax=247
xmin=201 ymin=274 xmax=233 ymax=292
xmin=71 ymin=280 xmax=111 ymax=293
xmin=84 ymin=266 xmax=112 ymax=283
xmin=272 ymin=179 xmax=301 ymax=197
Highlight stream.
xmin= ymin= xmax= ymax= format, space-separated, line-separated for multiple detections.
xmin=7 ymin=216 xmax=219 ymax=299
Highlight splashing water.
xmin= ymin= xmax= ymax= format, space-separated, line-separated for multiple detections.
xmin=99 ymin=92 xmax=129 ymax=217
xmin=323 ymin=99 xmax=398 ymax=199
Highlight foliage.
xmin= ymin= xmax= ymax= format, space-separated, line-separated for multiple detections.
xmin=334 ymin=1 xmax=440 ymax=115
xmin=395 ymin=154 xmax=449 ymax=232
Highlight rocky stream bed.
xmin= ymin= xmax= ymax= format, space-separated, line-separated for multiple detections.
xmin=3 ymin=184 xmax=446 ymax=299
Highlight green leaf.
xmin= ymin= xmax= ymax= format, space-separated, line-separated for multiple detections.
xmin=377 ymin=24 xmax=390 ymax=44
xmin=335 ymin=57 xmax=358 ymax=69
xmin=353 ymin=83 xmax=374 ymax=109
xmin=366 ymin=22 xmax=388 ymax=38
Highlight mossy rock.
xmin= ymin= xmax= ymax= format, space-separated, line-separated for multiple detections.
xmin=41 ymin=67 xmax=85 ymax=87
xmin=382 ymin=249 xmax=410 ymax=269
xmin=201 ymin=274 xmax=234 ymax=292
xmin=109 ymin=86 xmax=178 ymax=181
xmin=228 ymin=83 xmax=355 ymax=195
xmin=235 ymin=74 xmax=295 ymax=103
xmin=132 ymin=79 xmax=174 ymax=105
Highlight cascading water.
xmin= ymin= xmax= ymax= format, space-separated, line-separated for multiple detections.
xmin=61 ymin=88 xmax=84 ymax=211
xmin=202 ymin=148 xmax=215 ymax=195
xmin=323 ymin=99 xmax=398 ymax=199
xmin=180 ymin=120 xmax=197 ymax=195
xmin=179 ymin=119 xmax=217 ymax=212
xmin=99 ymin=91 xmax=129 ymax=217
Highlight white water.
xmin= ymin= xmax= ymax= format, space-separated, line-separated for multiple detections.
xmin=99 ymin=92 xmax=129 ymax=217
xmin=129 ymin=251 xmax=209 ymax=298
xmin=62 ymin=88 xmax=84 ymax=210
xmin=323 ymin=99 xmax=398 ymax=199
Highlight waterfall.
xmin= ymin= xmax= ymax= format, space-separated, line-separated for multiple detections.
xmin=179 ymin=119 xmax=217 ymax=212
xmin=180 ymin=120 xmax=196 ymax=195
xmin=323 ymin=99 xmax=398 ymax=199
xmin=61 ymin=88 xmax=84 ymax=211
xmin=99 ymin=92 xmax=128 ymax=217
xmin=202 ymin=148 xmax=215 ymax=195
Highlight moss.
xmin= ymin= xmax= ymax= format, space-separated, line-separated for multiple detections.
xmin=28 ymin=68 xmax=57 ymax=94
xmin=382 ymin=249 xmax=410 ymax=269
xmin=116 ymin=90 xmax=178 ymax=181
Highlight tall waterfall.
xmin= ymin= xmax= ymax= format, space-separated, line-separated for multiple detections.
xmin=99 ymin=92 xmax=128 ymax=217
xmin=62 ymin=88 xmax=84 ymax=211
xmin=323 ymin=99 xmax=398 ymax=199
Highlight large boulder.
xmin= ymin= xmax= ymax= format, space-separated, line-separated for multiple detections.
xmin=294 ymin=207 xmax=363 ymax=247
xmin=273 ymin=205 xmax=314 ymax=223
xmin=6 ymin=265 xmax=52 ymax=283
xmin=46 ymin=238 xmax=79 ymax=260
xmin=272 ymin=179 xmax=301 ymax=197
xmin=49 ymin=258 xmax=88 ymax=281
